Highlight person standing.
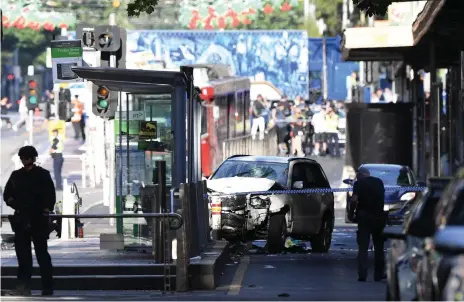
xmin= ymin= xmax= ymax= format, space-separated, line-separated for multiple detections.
xmin=3 ymin=146 xmax=56 ymax=296
xmin=290 ymin=108 xmax=305 ymax=156
xmin=1 ymin=96 xmax=13 ymax=128
xmin=311 ymin=106 xmax=326 ymax=156
xmin=325 ymin=104 xmax=340 ymax=157
xmin=71 ymin=95 xmax=85 ymax=141
xmin=49 ymin=129 xmax=64 ymax=190
xmin=350 ymin=167 xmax=386 ymax=282
xmin=275 ymin=101 xmax=290 ymax=155
xmin=251 ymin=95 xmax=266 ymax=140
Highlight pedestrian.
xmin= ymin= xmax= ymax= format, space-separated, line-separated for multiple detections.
xmin=251 ymin=94 xmax=266 ymax=140
xmin=350 ymin=167 xmax=386 ymax=282
xmin=290 ymin=108 xmax=305 ymax=156
xmin=71 ymin=95 xmax=85 ymax=141
xmin=324 ymin=104 xmax=340 ymax=157
xmin=18 ymin=95 xmax=28 ymax=120
xmin=3 ymin=146 xmax=55 ymax=296
xmin=1 ymin=96 xmax=13 ymax=128
xmin=311 ymin=106 xmax=326 ymax=156
xmin=275 ymin=101 xmax=289 ymax=155
xmin=49 ymin=129 xmax=64 ymax=190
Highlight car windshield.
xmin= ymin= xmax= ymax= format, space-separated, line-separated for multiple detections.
xmin=366 ymin=168 xmax=412 ymax=186
xmin=212 ymin=160 xmax=288 ymax=187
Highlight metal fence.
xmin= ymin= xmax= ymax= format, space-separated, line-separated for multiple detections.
xmin=222 ymin=126 xmax=278 ymax=160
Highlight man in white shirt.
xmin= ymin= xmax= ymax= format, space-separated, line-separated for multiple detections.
xmin=311 ymin=106 xmax=327 ymax=156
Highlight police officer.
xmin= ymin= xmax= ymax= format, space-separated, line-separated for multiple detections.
xmin=50 ymin=129 xmax=64 ymax=190
xmin=3 ymin=146 xmax=56 ymax=296
xmin=351 ymin=167 xmax=386 ymax=282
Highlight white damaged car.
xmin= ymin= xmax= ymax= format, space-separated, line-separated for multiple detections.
xmin=207 ymin=155 xmax=335 ymax=253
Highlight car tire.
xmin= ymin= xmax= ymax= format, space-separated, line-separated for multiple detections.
xmin=267 ymin=213 xmax=286 ymax=254
xmin=311 ymin=214 xmax=332 ymax=253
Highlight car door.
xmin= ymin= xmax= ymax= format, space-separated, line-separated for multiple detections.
xmin=289 ymin=162 xmax=319 ymax=234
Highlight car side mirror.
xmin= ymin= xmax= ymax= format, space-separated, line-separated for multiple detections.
xmin=434 ymin=226 xmax=464 ymax=253
xmin=293 ymin=181 xmax=304 ymax=189
xmin=343 ymin=179 xmax=353 ymax=185
xmin=383 ymin=226 xmax=407 ymax=240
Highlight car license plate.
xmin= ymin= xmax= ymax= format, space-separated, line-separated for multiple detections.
xmin=384 ymin=205 xmax=389 ymax=211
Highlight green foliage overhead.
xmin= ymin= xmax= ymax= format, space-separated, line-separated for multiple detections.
xmin=314 ymin=0 xmax=343 ymax=36
xmin=127 ymin=0 xmax=160 ymax=17
xmin=351 ymin=0 xmax=391 ymax=17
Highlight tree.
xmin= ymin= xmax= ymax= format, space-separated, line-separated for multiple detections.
xmin=351 ymin=0 xmax=391 ymax=17
xmin=314 ymin=0 xmax=343 ymax=36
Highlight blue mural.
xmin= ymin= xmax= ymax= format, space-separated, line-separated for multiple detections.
xmin=69 ymin=30 xmax=309 ymax=98
xmin=128 ymin=30 xmax=308 ymax=98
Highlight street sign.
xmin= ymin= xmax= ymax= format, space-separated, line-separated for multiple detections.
xmin=139 ymin=121 xmax=157 ymax=139
xmin=48 ymin=120 xmax=66 ymax=141
xmin=120 ymin=111 xmax=145 ymax=121
xmin=51 ymin=39 xmax=83 ymax=84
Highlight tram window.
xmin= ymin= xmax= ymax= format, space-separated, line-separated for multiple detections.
xmin=201 ymin=105 xmax=207 ymax=135
xmin=228 ymin=93 xmax=235 ymax=139
xmin=235 ymin=91 xmax=244 ymax=135
xmin=216 ymin=95 xmax=228 ymax=142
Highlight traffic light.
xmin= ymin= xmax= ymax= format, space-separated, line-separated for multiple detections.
xmin=25 ymin=76 xmax=42 ymax=110
xmin=92 ymin=85 xmax=116 ymax=119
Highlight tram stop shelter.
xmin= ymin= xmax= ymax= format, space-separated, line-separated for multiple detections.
xmin=72 ymin=66 xmax=202 ymax=244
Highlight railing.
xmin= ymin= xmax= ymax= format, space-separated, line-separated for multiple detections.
xmin=222 ymin=126 xmax=278 ymax=160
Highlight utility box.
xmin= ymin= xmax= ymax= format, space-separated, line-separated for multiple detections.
xmin=345 ymin=103 xmax=413 ymax=169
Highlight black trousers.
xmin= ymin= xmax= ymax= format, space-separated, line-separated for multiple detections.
xmin=14 ymin=228 xmax=53 ymax=290
xmin=357 ymin=221 xmax=385 ymax=279
xmin=52 ymin=155 xmax=64 ymax=190
xmin=326 ymin=133 xmax=340 ymax=157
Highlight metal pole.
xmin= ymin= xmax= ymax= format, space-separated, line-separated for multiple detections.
xmin=322 ymin=37 xmax=328 ymax=101
xmin=28 ymin=110 xmax=33 ymax=145
xmin=156 ymin=161 xmax=166 ymax=263
xmin=430 ymin=41 xmax=437 ymax=177
xmin=108 ymin=14 xmax=117 ymax=227
xmin=459 ymin=51 xmax=464 ymax=167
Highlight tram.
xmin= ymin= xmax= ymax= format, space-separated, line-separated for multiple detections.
xmin=189 ymin=64 xmax=251 ymax=177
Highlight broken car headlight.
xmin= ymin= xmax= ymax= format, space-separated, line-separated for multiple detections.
xmin=249 ymin=196 xmax=270 ymax=209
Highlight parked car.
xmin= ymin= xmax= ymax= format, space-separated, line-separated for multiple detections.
xmin=343 ymin=164 xmax=424 ymax=225
xmin=416 ymin=168 xmax=464 ymax=301
xmin=207 ymin=155 xmax=335 ymax=253
xmin=383 ymin=177 xmax=451 ymax=301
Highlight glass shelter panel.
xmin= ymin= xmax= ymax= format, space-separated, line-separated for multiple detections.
xmin=115 ymin=93 xmax=173 ymax=247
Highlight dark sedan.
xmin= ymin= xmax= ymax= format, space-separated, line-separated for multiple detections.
xmin=344 ymin=164 xmax=425 ymax=225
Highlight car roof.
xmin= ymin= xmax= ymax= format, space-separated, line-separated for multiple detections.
xmin=227 ymin=155 xmax=317 ymax=164
xmin=360 ymin=164 xmax=409 ymax=171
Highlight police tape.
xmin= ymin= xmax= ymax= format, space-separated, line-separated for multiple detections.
xmin=207 ymin=186 xmax=427 ymax=198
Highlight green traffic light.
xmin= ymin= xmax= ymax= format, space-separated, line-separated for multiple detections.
xmin=97 ymin=99 xmax=109 ymax=109
xmin=29 ymin=96 xmax=38 ymax=104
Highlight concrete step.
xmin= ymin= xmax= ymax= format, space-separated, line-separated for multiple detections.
xmin=1 ymin=264 xmax=176 ymax=277
xmin=1 ymin=275 xmax=176 ymax=291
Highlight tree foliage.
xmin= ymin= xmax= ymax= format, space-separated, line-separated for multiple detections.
xmin=127 ymin=0 xmax=160 ymax=17
xmin=314 ymin=0 xmax=343 ymax=36
xmin=351 ymin=0 xmax=391 ymax=17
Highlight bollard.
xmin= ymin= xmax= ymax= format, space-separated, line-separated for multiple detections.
xmin=195 ymin=181 xmax=207 ymax=251
xmin=189 ymin=183 xmax=200 ymax=258
xmin=202 ymin=180 xmax=212 ymax=242
xmin=61 ymin=179 xmax=70 ymax=240
xmin=210 ymin=195 xmax=222 ymax=240
xmin=176 ymin=208 xmax=189 ymax=292
xmin=179 ymin=184 xmax=192 ymax=261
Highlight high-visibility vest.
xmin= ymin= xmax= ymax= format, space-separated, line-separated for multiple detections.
xmin=52 ymin=137 xmax=64 ymax=154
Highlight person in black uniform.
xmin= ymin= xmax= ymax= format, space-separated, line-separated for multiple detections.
xmin=351 ymin=167 xmax=386 ymax=282
xmin=50 ymin=129 xmax=64 ymax=190
xmin=3 ymin=146 xmax=56 ymax=296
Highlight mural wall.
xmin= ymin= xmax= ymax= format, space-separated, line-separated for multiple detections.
xmin=127 ymin=30 xmax=309 ymax=99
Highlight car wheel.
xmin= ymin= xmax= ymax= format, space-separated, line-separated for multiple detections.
xmin=311 ymin=214 xmax=332 ymax=253
xmin=267 ymin=213 xmax=286 ymax=254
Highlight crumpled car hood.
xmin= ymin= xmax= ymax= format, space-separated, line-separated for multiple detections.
xmin=207 ymin=177 xmax=276 ymax=194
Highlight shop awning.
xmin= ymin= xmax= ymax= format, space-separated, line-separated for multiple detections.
xmin=341 ymin=0 xmax=446 ymax=62
xmin=71 ymin=67 xmax=188 ymax=94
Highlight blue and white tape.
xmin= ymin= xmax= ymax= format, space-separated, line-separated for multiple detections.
xmin=207 ymin=186 xmax=426 ymax=198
